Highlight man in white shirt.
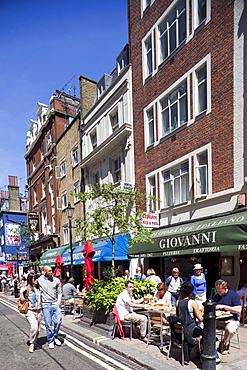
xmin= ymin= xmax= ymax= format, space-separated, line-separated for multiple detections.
xmin=116 ymin=280 xmax=149 ymax=341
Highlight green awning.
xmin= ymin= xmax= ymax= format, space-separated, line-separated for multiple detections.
xmin=39 ymin=245 xmax=70 ymax=267
xmin=129 ymin=211 xmax=247 ymax=258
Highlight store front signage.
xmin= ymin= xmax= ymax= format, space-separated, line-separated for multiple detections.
xmin=142 ymin=213 xmax=159 ymax=228
xmin=129 ymin=211 xmax=247 ymax=258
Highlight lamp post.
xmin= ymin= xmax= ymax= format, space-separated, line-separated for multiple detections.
xmin=65 ymin=202 xmax=74 ymax=277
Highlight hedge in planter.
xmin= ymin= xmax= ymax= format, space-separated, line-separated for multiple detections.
xmin=86 ymin=278 xmax=156 ymax=315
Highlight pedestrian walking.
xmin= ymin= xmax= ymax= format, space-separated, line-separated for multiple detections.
xmin=38 ymin=265 xmax=62 ymax=349
xmin=190 ymin=264 xmax=207 ymax=310
xmin=19 ymin=272 xmax=42 ymax=353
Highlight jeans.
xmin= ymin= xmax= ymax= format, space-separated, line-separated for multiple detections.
xmin=42 ymin=303 xmax=62 ymax=344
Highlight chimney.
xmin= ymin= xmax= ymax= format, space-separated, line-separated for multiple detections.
xmin=79 ymin=76 xmax=97 ymax=118
xmin=8 ymin=176 xmax=20 ymax=211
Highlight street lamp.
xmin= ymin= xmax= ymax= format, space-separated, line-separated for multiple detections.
xmin=65 ymin=202 xmax=74 ymax=277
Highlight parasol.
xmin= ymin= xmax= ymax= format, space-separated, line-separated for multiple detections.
xmin=83 ymin=242 xmax=95 ymax=290
xmin=7 ymin=263 xmax=14 ymax=276
xmin=53 ymin=255 xmax=64 ymax=278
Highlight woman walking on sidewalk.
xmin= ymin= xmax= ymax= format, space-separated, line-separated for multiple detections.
xmin=20 ymin=272 xmax=42 ymax=353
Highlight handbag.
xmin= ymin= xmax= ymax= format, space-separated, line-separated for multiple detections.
xmin=17 ymin=299 xmax=29 ymax=314
xmin=17 ymin=287 xmax=29 ymax=314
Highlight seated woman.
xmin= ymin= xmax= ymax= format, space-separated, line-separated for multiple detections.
xmin=154 ymin=282 xmax=171 ymax=306
xmin=176 ymin=282 xmax=203 ymax=365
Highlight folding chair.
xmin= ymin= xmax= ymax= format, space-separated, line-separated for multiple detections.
xmin=146 ymin=310 xmax=170 ymax=351
xmin=111 ymin=305 xmax=133 ymax=340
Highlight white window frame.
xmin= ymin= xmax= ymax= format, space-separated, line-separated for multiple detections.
xmin=33 ymin=186 xmax=38 ymax=205
xmin=160 ymin=80 xmax=188 ymax=137
xmin=61 ymin=191 xmax=68 ymax=210
xmin=145 ymin=106 xmax=155 ymax=147
xmin=158 ymin=0 xmax=187 ymax=65
xmin=193 ymin=55 xmax=211 ymax=118
xmin=147 ymin=175 xmax=157 ymax=212
xmin=74 ymin=181 xmax=80 ymax=204
xmin=60 ymin=158 xmax=66 ymax=178
xmin=63 ymin=225 xmax=69 ymax=244
xmin=47 ymin=130 xmax=52 ymax=148
xmin=141 ymin=0 xmax=154 ymax=15
xmin=90 ymin=130 xmax=97 ymax=149
xmin=111 ymin=156 xmax=121 ymax=184
xmin=192 ymin=0 xmax=211 ymax=31
xmin=161 ymin=159 xmax=190 ymax=208
xmin=41 ymin=177 xmax=46 ymax=199
xmin=143 ymin=33 xmax=154 ymax=80
xmin=71 ymin=145 xmax=79 ymax=167
xmin=110 ymin=109 xmax=119 ymax=132
xmin=75 ymin=221 xmax=81 ymax=242
xmin=194 ymin=145 xmax=212 ymax=199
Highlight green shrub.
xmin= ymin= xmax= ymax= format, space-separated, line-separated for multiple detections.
xmin=86 ymin=278 xmax=156 ymax=314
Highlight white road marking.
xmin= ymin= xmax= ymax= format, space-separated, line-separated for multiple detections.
xmin=0 ymin=298 xmax=135 ymax=370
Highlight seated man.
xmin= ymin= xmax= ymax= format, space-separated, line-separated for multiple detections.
xmin=116 ymin=280 xmax=149 ymax=341
xmin=213 ymin=279 xmax=242 ymax=355
xmin=62 ymin=278 xmax=79 ymax=303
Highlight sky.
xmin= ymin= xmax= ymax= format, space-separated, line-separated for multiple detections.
xmin=0 ymin=0 xmax=128 ymax=196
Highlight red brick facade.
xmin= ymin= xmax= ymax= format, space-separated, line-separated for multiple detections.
xmin=128 ymin=0 xmax=235 ymax=200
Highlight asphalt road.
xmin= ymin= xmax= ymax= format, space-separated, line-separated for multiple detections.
xmin=0 ymin=296 xmax=146 ymax=370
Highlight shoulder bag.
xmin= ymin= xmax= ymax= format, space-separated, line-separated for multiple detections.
xmin=17 ymin=288 xmax=29 ymax=314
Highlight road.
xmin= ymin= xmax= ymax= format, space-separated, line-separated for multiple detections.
xmin=0 ymin=296 xmax=146 ymax=370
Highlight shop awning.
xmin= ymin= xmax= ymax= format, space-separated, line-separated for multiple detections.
xmin=128 ymin=211 xmax=247 ymax=258
xmin=39 ymin=245 xmax=70 ymax=267
xmin=0 ymin=264 xmax=9 ymax=271
xmin=62 ymin=235 xmax=130 ymax=265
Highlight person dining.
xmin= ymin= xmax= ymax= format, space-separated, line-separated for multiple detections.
xmin=116 ymin=280 xmax=150 ymax=342
xmin=190 ymin=263 xmax=207 ymax=310
xmin=176 ymin=282 xmax=203 ymax=365
xmin=213 ymin=279 xmax=242 ymax=355
xmin=154 ymin=282 xmax=171 ymax=306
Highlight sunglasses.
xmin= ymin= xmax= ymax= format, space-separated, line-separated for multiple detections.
xmin=157 ymin=289 xmax=164 ymax=291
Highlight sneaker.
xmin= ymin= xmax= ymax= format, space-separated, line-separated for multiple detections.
xmin=54 ymin=338 xmax=61 ymax=346
xmin=48 ymin=342 xmax=55 ymax=349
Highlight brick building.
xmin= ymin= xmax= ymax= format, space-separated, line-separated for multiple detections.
xmin=128 ymin=0 xmax=247 ymax=290
xmin=24 ymin=91 xmax=80 ymax=261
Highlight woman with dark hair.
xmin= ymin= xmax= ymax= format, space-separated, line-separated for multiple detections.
xmin=176 ymin=282 xmax=203 ymax=365
xmin=20 ymin=273 xmax=42 ymax=353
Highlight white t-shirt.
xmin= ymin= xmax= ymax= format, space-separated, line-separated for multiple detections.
xmin=155 ymin=290 xmax=171 ymax=305
xmin=116 ymin=289 xmax=133 ymax=320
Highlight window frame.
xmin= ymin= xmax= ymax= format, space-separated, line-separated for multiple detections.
xmin=147 ymin=175 xmax=157 ymax=212
xmin=60 ymin=158 xmax=66 ymax=178
xmin=192 ymin=0 xmax=211 ymax=31
xmin=63 ymin=225 xmax=69 ymax=244
xmin=193 ymin=56 xmax=211 ymax=118
xmin=143 ymin=33 xmax=154 ymax=80
xmin=71 ymin=145 xmax=79 ymax=168
xmin=61 ymin=191 xmax=68 ymax=210
xmin=73 ymin=181 xmax=80 ymax=204
xmin=145 ymin=105 xmax=155 ymax=147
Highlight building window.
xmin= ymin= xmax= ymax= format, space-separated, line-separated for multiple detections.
xmin=41 ymin=177 xmax=46 ymax=199
xmin=159 ymin=0 xmax=186 ymax=64
xmin=110 ymin=111 xmax=119 ymax=132
xmin=162 ymin=160 xmax=189 ymax=207
xmin=63 ymin=226 xmax=69 ymax=244
xmin=113 ymin=157 xmax=121 ymax=183
xmin=33 ymin=186 xmax=38 ymax=205
xmin=61 ymin=191 xmax=68 ymax=210
xmin=143 ymin=0 xmax=151 ymax=12
xmin=60 ymin=159 xmax=66 ymax=178
xmin=144 ymin=35 xmax=153 ymax=78
xmin=117 ymin=45 xmax=129 ymax=73
xmin=92 ymin=171 xmax=100 ymax=186
xmin=194 ymin=0 xmax=207 ymax=28
xmin=160 ymin=81 xmax=187 ymax=136
xmin=41 ymin=142 xmax=45 ymax=158
xmin=71 ymin=145 xmax=78 ymax=167
xmin=75 ymin=221 xmax=81 ymax=242
xmin=196 ymin=64 xmax=207 ymax=115
xmin=90 ymin=130 xmax=97 ymax=149
xmin=148 ymin=176 xmax=156 ymax=212
xmin=47 ymin=130 xmax=52 ymax=148
xmin=32 ymin=156 xmax=36 ymax=170
xmin=74 ymin=181 xmax=80 ymax=203
xmin=146 ymin=107 xmax=155 ymax=146
xmin=195 ymin=151 xmax=208 ymax=197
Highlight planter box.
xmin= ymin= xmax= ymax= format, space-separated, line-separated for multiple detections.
xmin=82 ymin=305 xmax=114 ymax=332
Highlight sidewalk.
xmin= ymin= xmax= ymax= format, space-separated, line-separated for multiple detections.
xmin=2 ymin=293 xmax=247 ymax=370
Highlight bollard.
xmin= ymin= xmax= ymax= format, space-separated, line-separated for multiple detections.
xmin=201 ymin=298 xmax=217 ymax=370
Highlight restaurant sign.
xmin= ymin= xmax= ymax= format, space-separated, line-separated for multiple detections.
xmin=129 ymin=212 xmax=247 ymax=257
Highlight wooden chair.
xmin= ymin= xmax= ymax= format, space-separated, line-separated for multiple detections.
xmin=73 ymin=296 xmax=84 ymax=320
xmin=167 ymin=320 xmax=184 ymax=366
xmin=240 ymin=295 xmax=247 ymax=325
xmin=60 ymin=296 xmax=74 ymax=316
xmin=146 ymin=310 xmax=170 ymax=352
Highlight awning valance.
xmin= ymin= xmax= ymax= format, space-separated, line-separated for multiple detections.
xmin=39 ymin=245 xmax=70 ymax=267
xmin=62 ymin=235 xmax=130 ymax=265
xmin=128 ymin=211 xmax=247 ymax=258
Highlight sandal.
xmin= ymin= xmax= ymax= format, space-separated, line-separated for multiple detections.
xmin=29 ymin=344 xmax=34 ymax=353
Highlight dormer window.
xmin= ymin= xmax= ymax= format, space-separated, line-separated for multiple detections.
xmin=117 ymin=45 xmax=129 ymax=73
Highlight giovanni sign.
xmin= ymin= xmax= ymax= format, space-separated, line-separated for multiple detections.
xmin=129 ymin=212 xmax=247 ymax=258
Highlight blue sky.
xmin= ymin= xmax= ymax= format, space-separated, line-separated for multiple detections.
xmin=0 ymin=0 xmax=128 ymax=195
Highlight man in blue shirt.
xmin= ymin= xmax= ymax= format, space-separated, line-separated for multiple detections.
xmin=213 ymin=279 xmax=241 ymax=355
